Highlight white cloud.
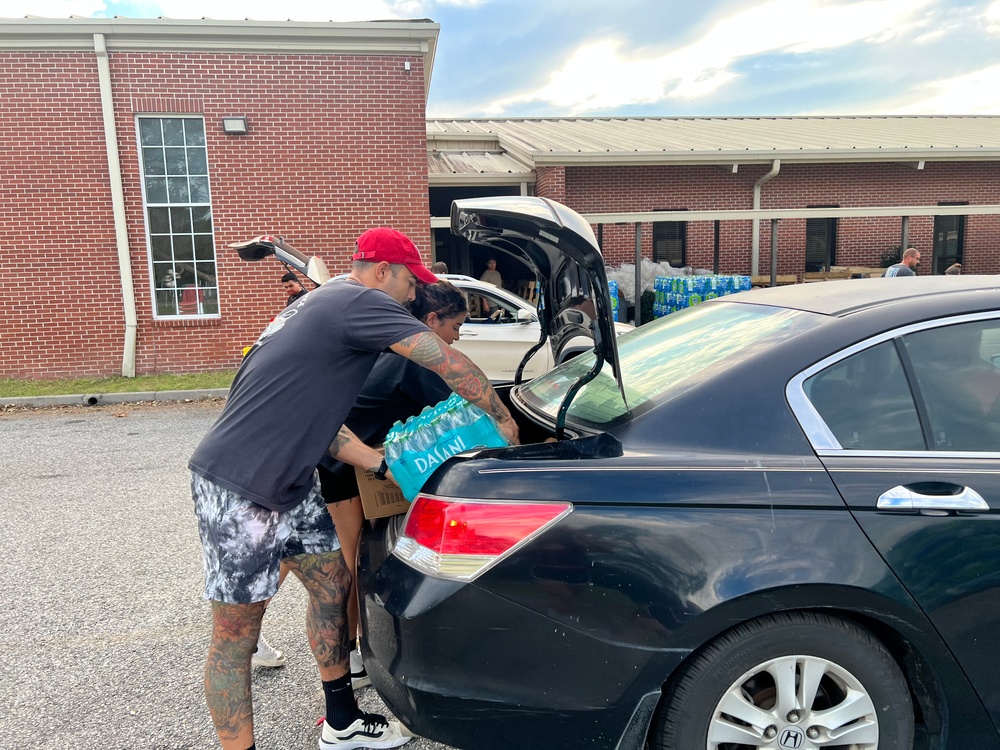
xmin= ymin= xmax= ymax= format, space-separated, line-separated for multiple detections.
xmin=0 ymin=0 xmax=106 ymax=17
xmin=0 ymin=0 xmax=409 ymax=21
xmin=483 ymin=0 xmax=933 ymax=115
xmin=987 ymin=0 xmax=1000 ymax=31
xmin=150 ymin=0 xmax=404 ymax=21
xmin=887 ymin=63 xmax=1000 ymax=114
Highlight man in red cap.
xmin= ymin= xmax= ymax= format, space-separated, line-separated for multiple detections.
xmin=189 ymin=227 xmax=518 ymax=750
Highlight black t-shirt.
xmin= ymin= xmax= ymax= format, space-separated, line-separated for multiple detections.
xmin=189 ymin=280 xmax=428 ymax=511
xmin=286 ymin=288 xmax=309 ymax=307
xmin=318 ymin=352 xmax=453 ymax=501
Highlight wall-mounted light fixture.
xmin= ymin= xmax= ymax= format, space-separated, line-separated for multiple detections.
xmin=404 ymin=60 xmax=411 ymax=73
xmin=222 ymin=116 xmax=249 ymax=135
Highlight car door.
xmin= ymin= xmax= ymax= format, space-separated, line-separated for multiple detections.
xmin=790 ymin=315 xmax=1000 ymax=729
xmin=454 ymin=287 xmax=552 ymax=382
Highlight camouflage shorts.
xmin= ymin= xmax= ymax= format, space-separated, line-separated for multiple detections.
xmin=191 ymin=471 xmax=340 ymax=604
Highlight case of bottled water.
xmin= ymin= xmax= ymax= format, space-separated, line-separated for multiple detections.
xmin=383 ymin=392 xmax=509 ymax=501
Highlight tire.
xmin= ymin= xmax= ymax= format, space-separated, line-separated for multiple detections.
xmin=651 ymin=612 xmax=914 ymax=750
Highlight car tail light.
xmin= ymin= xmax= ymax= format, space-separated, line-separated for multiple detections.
xmin=392 ymin=495 xmax=572 ymax=581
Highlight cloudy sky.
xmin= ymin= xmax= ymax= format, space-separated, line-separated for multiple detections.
xmin=5 ymin=0 xmax=1000 ymax=117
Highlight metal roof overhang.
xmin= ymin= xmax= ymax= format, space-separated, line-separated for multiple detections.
xmin=429 ymin=172 xmax=536 ymax=186
xmin=582 ymin=204 xmax=1000 ymax=224
xmin=528 ymin=147 xmax=1000 ymax=167
xmin=430 ymin=203 xmax=1000 ymax=228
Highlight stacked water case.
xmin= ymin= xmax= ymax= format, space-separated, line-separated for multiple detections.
xmin=653 ymin=275 xmax=752 ymax=318
xmin=383 ymin=393 xmax=509 ymax=501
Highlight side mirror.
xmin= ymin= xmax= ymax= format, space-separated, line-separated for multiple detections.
xmin=517 ymin=309 xmax=533 ymax=323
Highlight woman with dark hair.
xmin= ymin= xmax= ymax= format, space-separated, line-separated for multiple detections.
xmin=320 ymin=281 xmax=468 ymax=685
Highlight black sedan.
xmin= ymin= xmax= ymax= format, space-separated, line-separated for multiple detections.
xmin=359 ymin=197 xmax=1000 ymax=750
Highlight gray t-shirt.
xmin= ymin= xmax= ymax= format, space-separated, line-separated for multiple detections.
xmin=189 ymin=280 xmax=428 ymax=511
xmin=883 ymin=263 xmax=915 ymax=277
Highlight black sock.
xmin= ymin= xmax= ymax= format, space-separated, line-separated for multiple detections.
xmin=349 ymin=637 xmax=357 ymax=652
xmin=323 ymin=675 xmax=360 ymax=730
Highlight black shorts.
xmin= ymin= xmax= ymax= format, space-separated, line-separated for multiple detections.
xmin=318 ymin=461 xmax=360 ymax=504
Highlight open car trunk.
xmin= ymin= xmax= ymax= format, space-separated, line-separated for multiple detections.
xmin=450 ymin=196 xmax=627 ymax=433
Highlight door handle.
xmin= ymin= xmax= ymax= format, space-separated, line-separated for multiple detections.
xmin=877 ymin=484 xmax=989 ymax=511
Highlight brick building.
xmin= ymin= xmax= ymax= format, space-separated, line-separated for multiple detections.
xmin=428 ymin=117 xmax=1000 ymax=289
xmin=3 ymin=17 xmax=999 ymax=379
xmin=1 ymin=17 xmax=438 ymax=379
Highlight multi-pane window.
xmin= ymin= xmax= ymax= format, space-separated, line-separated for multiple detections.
xmin=653 ymin=221 xmax=686 ymax=267
xmin=139 ymin=117 xmax=218 ymax=316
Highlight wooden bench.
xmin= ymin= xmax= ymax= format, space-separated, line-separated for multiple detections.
xmin=751 ymin=274 xmax=798 ymax=287
xmin=803 ymin=269 xmax=852 ymax=282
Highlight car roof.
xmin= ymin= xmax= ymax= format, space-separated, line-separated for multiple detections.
xmin=733 ymin=276 xmax=1000 ymax=317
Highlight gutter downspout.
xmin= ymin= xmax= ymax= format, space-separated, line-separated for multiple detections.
xmin=751 ymin=159 xmax=780 ymax=277
xmin=95 ymin=33 xmax=138 ymax=377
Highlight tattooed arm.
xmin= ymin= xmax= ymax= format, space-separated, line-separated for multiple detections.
xmin=327 ymin=425 xmax=388 ymax=476
xmin=390 ymin=331 xmax=520 ymax=445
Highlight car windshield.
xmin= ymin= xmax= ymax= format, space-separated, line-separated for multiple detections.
xmin=519 ymin=301 xmax=819 ymax=428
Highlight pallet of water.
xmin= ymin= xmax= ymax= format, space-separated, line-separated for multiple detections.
xmin=383 ymin=392 xmax=510 ymax=501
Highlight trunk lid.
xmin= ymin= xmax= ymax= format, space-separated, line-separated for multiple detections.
xmin=450 ymin=196 xmax=627 ymax=429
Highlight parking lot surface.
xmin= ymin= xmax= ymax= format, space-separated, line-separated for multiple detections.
xmin=0 ymin=400 xmax=454 ymax=750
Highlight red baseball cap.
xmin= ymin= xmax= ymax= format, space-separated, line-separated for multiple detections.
xmin=352 ymin=227 xmax=437 ymax=284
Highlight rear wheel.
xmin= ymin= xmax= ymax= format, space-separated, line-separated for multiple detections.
xmin=652 ymin=612 xmax=913 ymax=749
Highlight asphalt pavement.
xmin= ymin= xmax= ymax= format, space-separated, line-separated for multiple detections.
xmin=0 ymin=398 xmax=455 ymax=750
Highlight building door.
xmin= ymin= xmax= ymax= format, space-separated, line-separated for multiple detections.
xmin=805 ymin=214 xmax=838 ymax=272
xmin=933 ymin=205 xmax=966 ymax=274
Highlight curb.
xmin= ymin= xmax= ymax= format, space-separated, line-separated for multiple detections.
xmin=1 ymin=388 xmax=229 ymax=409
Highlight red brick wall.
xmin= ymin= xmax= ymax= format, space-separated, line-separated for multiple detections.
xmin=1 ymin=49 xmax=429 ymax=379
xmin=535 ymin=166 xmax=565 ymax=204
xmin=558 ymin=162 xmax=1000 ymax=277
xmin=1 ymin=52 xmax=123 ymax=379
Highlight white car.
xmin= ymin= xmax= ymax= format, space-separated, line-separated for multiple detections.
xmin=232 ymin=226 xmax=632 ymax=384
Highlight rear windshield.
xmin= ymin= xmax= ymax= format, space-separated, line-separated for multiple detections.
xmin=518 ymin=301 xmax=818 ymax=428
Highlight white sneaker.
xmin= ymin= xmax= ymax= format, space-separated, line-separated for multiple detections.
xmin=252 ymin=634 xmax=287 ymax=668
xmin=319 ymin=712 xmax=411 ymax=749
xmin=350 ymin=649 xmax=371 ymax=689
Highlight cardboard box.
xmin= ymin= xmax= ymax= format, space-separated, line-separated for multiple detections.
xmin=355 ymin=455 xmax=410 ymax=520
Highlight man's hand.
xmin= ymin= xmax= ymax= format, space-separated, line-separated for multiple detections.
xmin=390 ymin=330 xmax=521 ymax=446
xmin=329 ymin=426 xmax=385 ymax=469
xmin=494 ymin=411 xmax=519 ymax=446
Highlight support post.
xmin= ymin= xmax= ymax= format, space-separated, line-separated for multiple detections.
xmin=634 ymin=222 xmax=642 ymax=326
xmin=713 ymin=220 xmax=720 ymax=274
xmin=770 ymin=219 xmax=779 ymax=287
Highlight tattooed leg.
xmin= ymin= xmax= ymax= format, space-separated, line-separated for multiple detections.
xmin=284 ymin=550 xmax=352 ymax=680
xmin=205 ymin=600 xmax=265 ymax=749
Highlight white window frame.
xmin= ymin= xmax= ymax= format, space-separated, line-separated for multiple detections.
xmin=137 ymin=114 xmax=219 ymax=319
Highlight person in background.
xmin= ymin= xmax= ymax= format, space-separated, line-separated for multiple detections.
xmin=945 ymin=263 xmax=963 ymax=275
xmin=430 ymin=261 xmax=448 ymax=274
xmin=321 ymin=280 xmax=468 ymax=691
xmin=478 ymin=258 xmax=503 ymax=317
xmin=883 ymin=247 xmax=920 ymax=277
xmin=479 ymin=258 xmax=502 ymax=287
xmin=189 ymin=227 xmax=518 ymax=750
xmin=282 ymin=271 xmax=308 ymax=306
